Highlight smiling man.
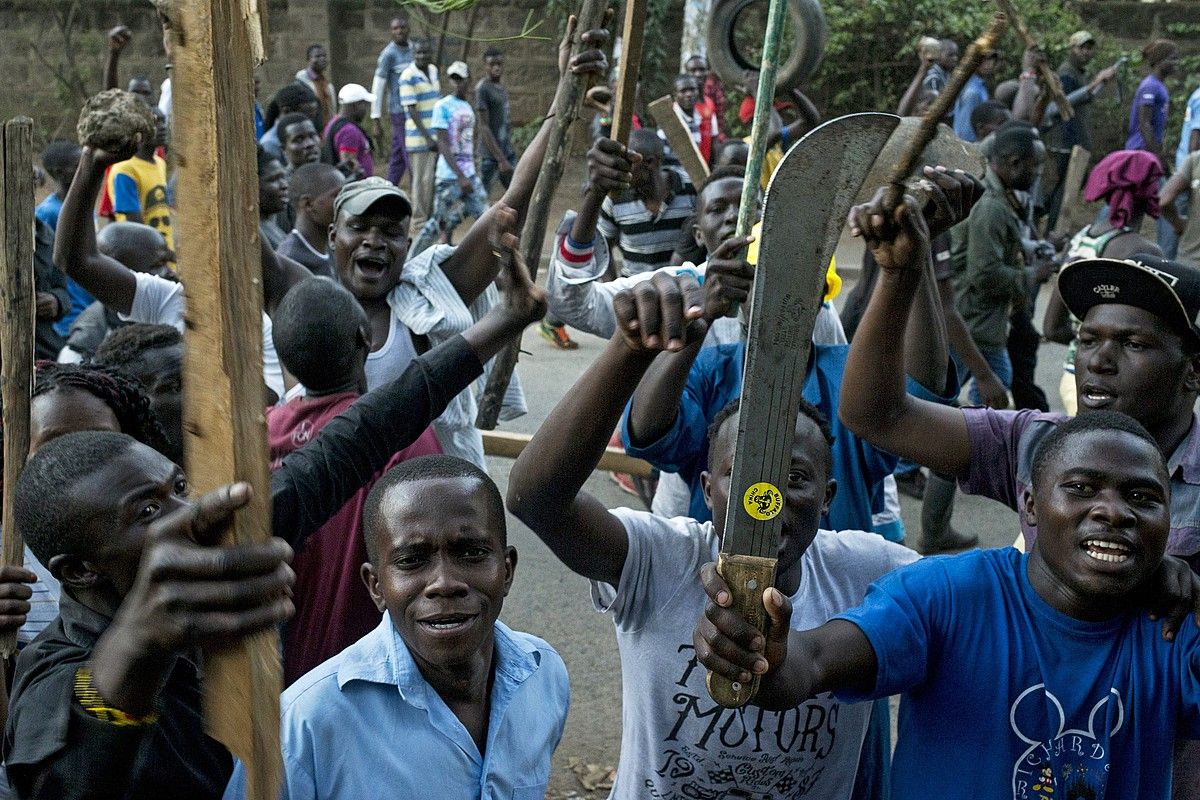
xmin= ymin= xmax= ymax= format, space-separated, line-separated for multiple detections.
xmin=225 ymin=455 xmax=569 ymax=799
xmin=696 ymin=410 xmax=1200 ymax=798
xmin=842 ymin=249 xmax=1200 ymax=563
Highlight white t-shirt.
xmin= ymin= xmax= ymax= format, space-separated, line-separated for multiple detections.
xmin=126 ymin=271 xmax=285 ymax=397
xmin=594 ymin=509 xmax=918 ymax=800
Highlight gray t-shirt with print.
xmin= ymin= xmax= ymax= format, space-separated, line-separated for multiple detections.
xmin=593 ymin=508 xmax=919 ymax=800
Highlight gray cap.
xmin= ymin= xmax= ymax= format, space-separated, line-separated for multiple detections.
xmin=333 ymin=177 xmax=412 ymax=220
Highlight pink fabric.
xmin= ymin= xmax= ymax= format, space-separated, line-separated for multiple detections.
xmin=1083 ymin=149 xmax=1164 ymax=228
xmin=268 ymin=392 xmax=441 ymax=684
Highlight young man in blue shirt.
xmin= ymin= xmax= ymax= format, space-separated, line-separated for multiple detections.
xmin=697 ymin=409 xmax=1200 ymax=799
xmin=370 ymin=15 xmax=414 ymax=185
xmin=226 ymin=456 xmax=569 ymax=799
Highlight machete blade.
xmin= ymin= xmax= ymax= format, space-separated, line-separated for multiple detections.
xmin=707 ymin=112 xmax=900 ymax=708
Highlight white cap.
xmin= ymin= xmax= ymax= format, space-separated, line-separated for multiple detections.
xmin=338 ymin=83 xmax=375 ymax=105
xmin=447 ymin=61 xmax=469 ymax=79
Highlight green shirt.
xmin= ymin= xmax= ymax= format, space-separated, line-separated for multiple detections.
xmin=950 ymin=168 xmax=1028 ymax=350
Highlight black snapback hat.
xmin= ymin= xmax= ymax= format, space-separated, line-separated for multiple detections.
xmin=1058 ymin=255 xmax=1200 ymax=349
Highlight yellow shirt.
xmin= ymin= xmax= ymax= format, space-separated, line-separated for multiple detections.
xmin=108 ymin=154 xmax=173 ymax=250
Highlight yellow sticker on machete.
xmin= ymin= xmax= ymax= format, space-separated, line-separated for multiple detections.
xmin=743 ymin=482 xmax=783 ymax=521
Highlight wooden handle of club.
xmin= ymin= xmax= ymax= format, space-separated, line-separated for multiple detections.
xmin=994 ymin=0 xmax=1073 ymax=121
xmin=884 ymin=13 xmax=1008 ymax=211
xmin=706 ymin=552 xmax=778 ymax=708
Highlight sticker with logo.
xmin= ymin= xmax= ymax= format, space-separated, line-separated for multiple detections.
xmin=743 ymin=482 xmax=783 ymax=521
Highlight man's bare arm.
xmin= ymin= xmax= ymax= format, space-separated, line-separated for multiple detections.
xmin=53 ymin=149 xmax=138 ymax=313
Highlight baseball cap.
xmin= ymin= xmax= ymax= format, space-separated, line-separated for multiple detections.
xmin=338 ymin=83 xmax=376 ymax=105
xmin=1058 ymin=256 xmax=1200 ymax=349
xmin=334 ymin=177 xmax=412 ymax=220
xmin=447 ymin=61 xmax=470 ymax=79
xmin=1068 ymin=31 xmax=1096 ymax=48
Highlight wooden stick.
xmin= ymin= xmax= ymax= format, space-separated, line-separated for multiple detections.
xmin=885 ymin=13 xmax=1008 ymax=210
xmin=735 ymin=0 xmax=787 ymax=240
xmin=610 ymin=0 xmax=647 ymax=148
xmin=1053 ymin=144 xmax=1092 ymax=236
xmin=172 ymin=2 xmax=280 ymax=798
xmin=647 ymin=95 xmax=709 ymax=186
xmin=482 ymin=430 xmax=654 ymax=477
xmin=0 ymin=118 xmax=34 ymax=659
xmin=475 ymin=0 xmax=609 ymax=431
xmin=994 ymin=0 xmax=1072 ymax=121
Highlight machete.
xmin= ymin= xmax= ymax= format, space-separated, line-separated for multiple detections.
xmin=706 ymin=112 xmax=900 ymax=708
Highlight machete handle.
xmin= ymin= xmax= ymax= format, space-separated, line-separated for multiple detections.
xmin=706 ymin=552 xmax=778 ymax=708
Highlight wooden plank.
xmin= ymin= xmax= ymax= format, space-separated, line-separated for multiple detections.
xmin=1053 ymin=145 xmax=1092 ymax=236
xmin=171 ymin=2 xmax=280 ymax=798
xmin=0 ymin=118 xmax=34 ymax=658
xmin=482 ymin=430 xmax=654 ymax=477
xmin=475 ymin=0 xmax=610 ymax=431
xmin=610 ymin=0 xmax=647 ymax=148
xmin=648 ymin=95 xmax=709 ymax=186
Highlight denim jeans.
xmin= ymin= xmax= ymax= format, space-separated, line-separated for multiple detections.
xmin=410 ymin=174 xmax=489 ymax=257
xmin=387 ymin=113 xmax=409 ymax=186
xmin=953 ymin=346 xmax=1013 ymax=406
xmin=480 ymin=143 xmax=517 ymax=193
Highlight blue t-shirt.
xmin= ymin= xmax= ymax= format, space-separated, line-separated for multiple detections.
xmin=953 ymin=74 xmax=989 ymax=142
xmin=837 ymin=548 xmax=1200 ymax=798
xmin=375 ymin=41 xmax=414 ymax=114
xmin=1175 ymin=87 xmax=1200 ymax=170
xmin=431 ymin=94 xmax=477 ymax=182
xmin=621 ymin=341 xmax=901 ymax=538
xmin=1127 ymin=74 xmax=1170 ymax=151
xmin=35 ymin=194 xmax=94 ymax=335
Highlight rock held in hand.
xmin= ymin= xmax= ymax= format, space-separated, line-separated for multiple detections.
xmin=76 ymin=89 xmax=155 ymax=160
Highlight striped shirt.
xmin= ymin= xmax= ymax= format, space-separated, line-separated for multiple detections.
xmin=399 ymin=63 xmax=440 ymax=153
xmin=597 ymin=167 xmax=696 ymax=276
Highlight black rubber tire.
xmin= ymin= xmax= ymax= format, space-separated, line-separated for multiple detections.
xmin=705 ymin=0 xmax=827 ymax=92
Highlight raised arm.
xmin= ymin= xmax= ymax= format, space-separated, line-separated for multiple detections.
xmin=897 ymin=58 xmax=933 ymax=116
xmin=103 ymin=26 xmax=132 ymax=91
xmin=625 ymin=234 xmax=753 ymax=449
xmin=839 ymin=169 xmax=981 ymax=479
xmin=438 ymin=15 xmax=610 ymax=306
xmin=272 ymin=236 xmax=547 ymax=548
xmin=53 ymin=148 xmax=138 ymax=313
xmin=508 ymin=272 xmax=707 ymax=586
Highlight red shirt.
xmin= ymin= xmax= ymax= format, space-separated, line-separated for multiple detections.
xmin=268 ymin=391 xmax=442 ymax=684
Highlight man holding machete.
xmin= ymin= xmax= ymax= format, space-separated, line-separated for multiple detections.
xmin=508 ymin=167 xmax=978 ymax=800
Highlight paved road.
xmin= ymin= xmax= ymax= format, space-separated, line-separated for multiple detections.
xmin=485 ymin=229 xmax=1071 ymax=797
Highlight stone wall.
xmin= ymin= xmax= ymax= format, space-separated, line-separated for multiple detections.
xmin=0 ymin=0 xmax=685 ymax=151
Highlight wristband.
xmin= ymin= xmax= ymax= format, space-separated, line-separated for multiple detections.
xmin=74 ymin=667 xmax=159 ymax=727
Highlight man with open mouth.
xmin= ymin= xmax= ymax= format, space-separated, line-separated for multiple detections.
xmin=695 ymin=409 xmax=1200 ymax=798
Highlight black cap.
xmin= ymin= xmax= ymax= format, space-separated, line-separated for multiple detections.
xmin=1058 ymin=256 xmax=1200 ymax=349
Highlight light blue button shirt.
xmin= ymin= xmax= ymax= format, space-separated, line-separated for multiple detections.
xmin=223 ymin=613 xmax=569 ymax=799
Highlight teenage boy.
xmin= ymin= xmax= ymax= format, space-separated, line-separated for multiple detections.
xmin=476 ymin=47 xmax=517 ymax=193
xmin=224 ymin=456 xmax=568 ymax=798
xmin=411 ymin=61 xmax=489 ymax=258
xmin=506 ymin=257 xmax=933 ymax=799
xmin=371 ymin=15 xmax=414 ymax=185
xmin=324 ymin=84 xmax=376 ymax=180
xmin=277 ymin=162 xmax=345 ymax=277
xmin=696 ymin=411 xmax=1200 ymax=799
xmin=108 ymin=108 xmax=172 ymax=250
xmin=267 ymin=277 xmax=441 ymax=683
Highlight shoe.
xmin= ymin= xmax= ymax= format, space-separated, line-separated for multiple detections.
xmin=539 ymin=321 xmax=579 ymax=350
xmin=918 ymin=527 xmax=978 ymax=555
xmin=894 ymin=469 xmax=926 ymax=500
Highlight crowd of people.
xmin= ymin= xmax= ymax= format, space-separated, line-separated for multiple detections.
xmin=2 ymin=9 xmax=1200 ymax=800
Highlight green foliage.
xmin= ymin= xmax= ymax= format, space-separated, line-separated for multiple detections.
xmin=807 ymin=0 xmax=1089 ymax=114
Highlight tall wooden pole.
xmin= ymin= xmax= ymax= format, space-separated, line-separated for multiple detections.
xmin=610 ymin=0 xmax=647 ymax=148
xmin=170 ymin=1 xmax=281 ymax=798
xmin=0 ymin=118 xmax=34 ymax=658
xmin=475 ymin=0 xmax=608 ymax=431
